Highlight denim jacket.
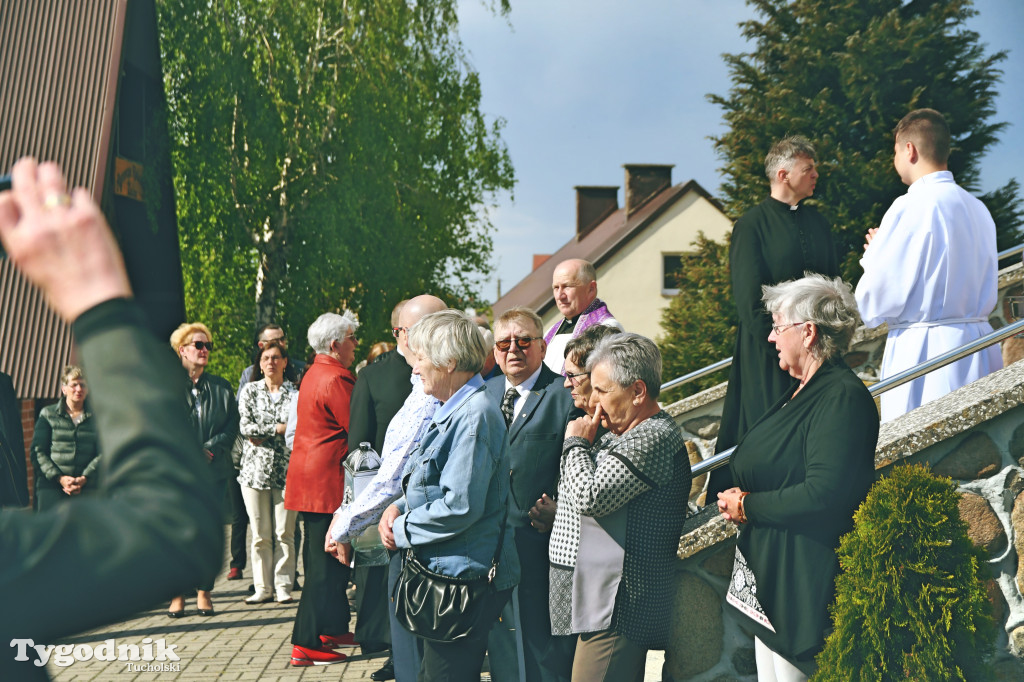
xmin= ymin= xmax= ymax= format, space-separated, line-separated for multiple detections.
xmin=393 ymin=375 xmax=520 ymax=591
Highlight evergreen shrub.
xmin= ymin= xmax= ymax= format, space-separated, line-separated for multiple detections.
xmin=813 ymin=464 xmax=993 ymax=681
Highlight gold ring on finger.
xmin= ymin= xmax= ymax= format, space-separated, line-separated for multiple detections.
xmin=42 ymin=192 xmax=72 ymax=210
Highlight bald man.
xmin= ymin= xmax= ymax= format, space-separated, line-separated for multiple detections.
xmin=543 ymin=259 xmax=623 ymax=373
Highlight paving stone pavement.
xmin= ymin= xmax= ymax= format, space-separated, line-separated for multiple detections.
xmin=44 ymin=529 xmax=664 ymax=680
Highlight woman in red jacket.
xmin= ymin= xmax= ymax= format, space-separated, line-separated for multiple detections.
xmin=285 ymin=310 xmax=361 ymax=667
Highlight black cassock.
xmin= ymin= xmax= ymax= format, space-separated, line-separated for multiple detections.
xmin=708 ymin=196 xmax=839 ymax=498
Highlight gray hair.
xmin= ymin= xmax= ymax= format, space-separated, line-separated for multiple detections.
xmin=569 ymin=259 xmax=597 ymax=285
xmin=762 ymin=273 xmax=861 ymax=362
xmin=765 ymin=135 xmax=817 ymax=181
xmin=586 ymin=332 xmax=663 ymax=400
xmin=307 ymin=310 xmax=359 ymax=355
xmin=408 ymin=310 xmax=487 ymax=374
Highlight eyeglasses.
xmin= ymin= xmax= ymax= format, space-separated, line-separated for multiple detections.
xmin=494 ymin=336 xmax=543 ymax=353
xmin=190 ymin=341 xmax=214 ymax=351
xmin=771 ymin=322 xmax=803 ymax=335
xmin=391 ymin=327 xmax=409 ymax=338
xmin=564 ymin=370 xmax=590 ymax=387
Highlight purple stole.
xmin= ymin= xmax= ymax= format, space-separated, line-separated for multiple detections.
xmin=544 ymin=298 xmax=615 ymax=345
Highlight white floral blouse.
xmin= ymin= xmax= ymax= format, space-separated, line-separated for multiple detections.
xmin=237 ymin=379 xmax=296 ymax=490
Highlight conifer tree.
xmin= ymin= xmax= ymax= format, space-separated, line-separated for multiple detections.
xmin=814 ymin=465 xmax=993 ymax=681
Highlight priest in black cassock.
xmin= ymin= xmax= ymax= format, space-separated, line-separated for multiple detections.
xmin=709 ymin=136 xmax=839 ymax=499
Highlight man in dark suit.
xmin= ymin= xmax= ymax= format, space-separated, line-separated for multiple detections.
xmin=486 ymin=307 xmax=578 ymax=682
xmin=0 ymin=370 xmax=28 ymax=509
xmin=346 ymin=299 xmax=410 ymax=679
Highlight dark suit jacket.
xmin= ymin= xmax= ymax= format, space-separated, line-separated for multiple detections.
xmin=485 ymin=366 xmax=577 ymax=572
xmin=349 ymin=349 xmax=413 ymax=453
xmin=0 ymin=370 xmax=28 ymax=508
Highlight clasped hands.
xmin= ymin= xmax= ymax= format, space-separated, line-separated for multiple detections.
xmin=59 ymin=475 xmax=86 ymax=496
xmin=717 ymin=487 xmax=747 ymax=524
xmin=863 ymin=226 xmax=879 ymax=251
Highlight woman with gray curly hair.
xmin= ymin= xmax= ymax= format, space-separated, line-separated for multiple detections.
xmin=717 ymin=274 xmax=878 ymax=680
xmin=378 ymin=310 xmax=520 ymax=681
xmin=550 ymin=332 xmax=692 ymax=682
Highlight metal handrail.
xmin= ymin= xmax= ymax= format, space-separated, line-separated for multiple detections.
xmin=998 ymin=243 xmax=1024 ymax=261
xmin=689 ymin=316 xmax=1024 ymax=478
xmin=660 ymin=356 xmax=732 ymax=393
xmin=662 ymin=242 xmax=1024 ymax=394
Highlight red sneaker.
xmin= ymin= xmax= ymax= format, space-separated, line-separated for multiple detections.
xmin=290 ymin=645 xmax=347 ymax=666
xmin=226 ymin=568 xmax=242 ymax=580
xmin=319 ymin=633 xmax=359 ymax=648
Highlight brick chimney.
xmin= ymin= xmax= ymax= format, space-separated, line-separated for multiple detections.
xmin=574 ymin=186 xmax=619 ymax=240
xmin=623 ymin=164 xmax=673 ymax=215
xmin=532 ymin=254 xmax=551 ymax=271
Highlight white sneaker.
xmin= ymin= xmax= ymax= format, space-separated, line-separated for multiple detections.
xmin=276 ymin=591 xmax=294 ymax=603
xmin=245 ymin=592 xmax=272 ymax=604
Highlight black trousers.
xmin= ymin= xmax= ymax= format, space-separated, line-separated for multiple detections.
xmin=354 ymin=563 xmax=392 ymax=653
xmin=291 ymin=512 xmax=351 ymax=648
xmin=226 ymin=475 xmax=247 ymax=570
xmin=419 ymin=588 xmax=513 ymax=682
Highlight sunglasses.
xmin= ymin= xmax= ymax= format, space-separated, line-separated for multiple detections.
xmin=495 ymin=336 xmax=542 ymax=353
xmin=190 ymin=341 xmax=214 ymax=351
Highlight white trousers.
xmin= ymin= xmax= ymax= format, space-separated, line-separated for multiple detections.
xmin=754 ymin=637 xmax=813 ymax=682
xmin=240 ymin=486 xmax=297 ymax=598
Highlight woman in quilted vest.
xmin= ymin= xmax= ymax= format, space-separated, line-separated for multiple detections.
xmin=31 ymin=365 xmax=99 ymax=510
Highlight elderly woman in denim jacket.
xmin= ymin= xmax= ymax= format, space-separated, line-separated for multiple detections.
xmin=378 ymin=310 xmax=520 ymax=682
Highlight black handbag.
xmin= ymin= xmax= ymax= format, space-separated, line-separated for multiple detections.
xmin=392 ymin=502 xmax=508 ymax=643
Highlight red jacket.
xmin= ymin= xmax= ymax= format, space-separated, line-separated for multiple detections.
xmin=284 ymin=354 xmax=356 ymax=513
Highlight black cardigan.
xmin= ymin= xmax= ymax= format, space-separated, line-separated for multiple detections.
xmin=729 ymin=357 xmax=878 ymax=661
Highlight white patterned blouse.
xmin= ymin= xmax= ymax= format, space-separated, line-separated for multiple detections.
xmin=237 ymin=379 xmax=297 ymax=490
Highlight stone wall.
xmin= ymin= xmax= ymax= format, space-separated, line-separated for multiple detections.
xmin=662 ymin=355 xmax=1024 ymax=680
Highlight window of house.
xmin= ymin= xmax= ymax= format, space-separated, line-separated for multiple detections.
xmin=662 ymin=253 xmax=688 ymax=295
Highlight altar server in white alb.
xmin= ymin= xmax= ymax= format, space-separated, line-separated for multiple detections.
xmin=856 ymin=108 xmax=1001 ymax=422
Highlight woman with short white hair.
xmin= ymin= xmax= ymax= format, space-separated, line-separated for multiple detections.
xmin=286 ymin=310 xmax=362 ymax=667
xmin=717 ymin=274 xmax=878 ymax=681
xmin=378 ymin=309 xmax=520 ymax=681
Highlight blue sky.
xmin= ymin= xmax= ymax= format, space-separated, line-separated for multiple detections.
xmin=456 ymin=0 xmax=1024 ymax=303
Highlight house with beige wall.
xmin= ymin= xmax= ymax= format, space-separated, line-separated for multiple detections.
xmin=491 ymin=164 xmax=732 ymax=343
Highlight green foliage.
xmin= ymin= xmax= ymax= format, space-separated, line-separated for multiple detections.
xmin=156 ymin=0 xmax=515 ymax=381
xmin=709 ymin=0 xmax=1022 ymax=284
xmin=658 ymin=233 xmax=736 ymax=397
xmin=813 ymin=465 xmax=993 ymax=681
